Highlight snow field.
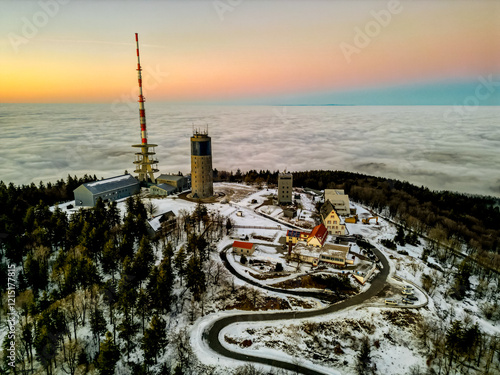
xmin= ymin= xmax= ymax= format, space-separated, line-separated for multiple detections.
xmin=220 ymin=306 xmax=429 ymax=375
xmin=48 ymin=182 xmax=499 ymax=374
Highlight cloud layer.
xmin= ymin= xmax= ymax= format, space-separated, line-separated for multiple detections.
xmin=0 ymin=104 xmax=498 ymax=197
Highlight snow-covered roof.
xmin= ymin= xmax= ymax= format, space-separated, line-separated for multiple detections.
xmin=78 ymin=174 xmax=139 ymax=195
xmin=293 ymin=242 xmax=320 ymax=256
xmin=148 ymin=216 xmax=162 ymax=232
xmin=148 ymin=211 xmax=175 ymax=232
xmin=153 ymin=183 xmax=176 ymax=193
xmin=322 ymin=243 xmax=350 ymax=258
xmin=325 ymin=188 xmax=345 ymax=195
xmin=292 ymin=242 xmax=349 ymax=259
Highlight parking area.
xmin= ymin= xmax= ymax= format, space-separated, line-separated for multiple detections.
xmin=385 ymin=280 xmax=427 ymax=307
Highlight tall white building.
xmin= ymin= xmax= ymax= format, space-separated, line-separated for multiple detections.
xmin=324 ymin=189 xmax=351 ymax=216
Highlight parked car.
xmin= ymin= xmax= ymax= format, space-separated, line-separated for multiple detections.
xmin=402 ymin=288 xmax=414 ymax=295
xmin=402 ymin=297 xmax=414 ymax=305
xmin=406 ymin=295 xmax=418 ymax=301
xmin=403 ymin=285 xmax=414 ymax=290
xmin=385 ymin=298 xmax=398 ymax=305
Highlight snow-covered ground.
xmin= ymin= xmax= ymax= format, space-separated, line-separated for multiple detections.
xmin=218 ymin=306 xmax=429 ymax=375
xmin=47 ymin=182 xmax=499 ymax=375
xmin=194 ymin=187 xmax=498 ymax=374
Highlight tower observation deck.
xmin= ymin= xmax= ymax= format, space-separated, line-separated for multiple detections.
xmin=190 ymin=128 xmax=213 ymax=199
xmin=132 ymin=33 xmax=158 ymax=182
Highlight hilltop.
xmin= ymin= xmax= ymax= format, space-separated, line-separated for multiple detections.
xmin=0 ymin=173 xmax=499 ymax=375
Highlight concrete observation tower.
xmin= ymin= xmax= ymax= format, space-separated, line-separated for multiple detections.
xmin=190 ymin=129 xmax=213 ymax=199
xmin=132 ymin=33 xmax=159 ymax=183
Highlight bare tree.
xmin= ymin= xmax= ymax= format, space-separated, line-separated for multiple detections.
xmin=59 ymin=338 xmax=83 ymax=375
xmin=145 ymin=199 xmax=158 ymax=218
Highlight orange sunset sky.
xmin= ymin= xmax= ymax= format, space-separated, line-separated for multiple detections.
xmin=1 ymin=0 xmax=499 ymax=104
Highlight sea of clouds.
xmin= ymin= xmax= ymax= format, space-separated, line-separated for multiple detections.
xmin=0 ymin=103 xmax=498 ymax=197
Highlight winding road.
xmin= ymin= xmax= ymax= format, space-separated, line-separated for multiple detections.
xmin=203 ymin=243 xmax=391 ymax=374
xmin=220 ymin=246 xmax=340 ymax=303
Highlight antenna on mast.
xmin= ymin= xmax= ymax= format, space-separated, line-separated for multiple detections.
xmin=132 ymin=33 xmax=158 ymax=182
xmin=135 ymin=32 xmax=147 ymax=145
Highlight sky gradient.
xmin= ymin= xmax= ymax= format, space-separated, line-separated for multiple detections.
xmin=1 ymin=0 xmax=499 ymax=104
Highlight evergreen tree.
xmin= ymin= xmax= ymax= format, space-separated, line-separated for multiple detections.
xmin=101 ymin=280 xmax=118 ymax=341
xmin=22 ymin=322 xmax=34 ymax=373
xmin=102 ymin=238 xmax=119 ymax=279
xmin=406 ymin=231 xmax=420 ymax=246
xmin=90 ymin=307 xmax=107 ymax=348
xmin=142 ymin=314 xmax=167 ymax=365
xmin=50 ymin=206 xmax=68 ymax=250
xmin=186 ymin=255 xmax=206 ymax=301
xmin=136 ymin=288 xmax=151 ymax=335
xmin=463 ymin=324 xmax=481 ymax=362
xmin=106 ymin=200 xmax=121 ymax=229
xmin=135 ymin=214 xmax=149 ymax=244
xmin=117 ymin=314 xmax=139 ymax=359
xmin=34 ymin=324 xmax=58 ymax=375
xmin=192 ymin=203 xmax=208 ymax=231
xmin=394 ymin=226 xmax=406 ymax=246
xmin=119 ymin=233 xmax=134 ymax=261
xmin=355 ymin=336 xmax=371 ymax=375
xmin=24 ymin=251 xmax=48 ymax=295
xmin=157 ymin=255 xmax=174 ymax=313
xmin=187 ymin=234 xmax=209 ymax=261
xmin=162 ymin=242 xmax=174 ymax=259
xmin=240 ymin=255 xmax=247 ymax=265
xmin=79 ymin=221 xmax=99 ymax=261
xmin=77 ymin=255 xmax=101 ymax=288
xmin=132 ymin=236 xmax=155 ymax=284
xmin=117 ymin=257 xmax=138 ymax=318
xmin=133 ymin=197 xmax=148 ymax=220
xmin=451 ymin=259 xmax=472 ymax=300
xmin=174 ymin=247 xmax=187 ymax=286
xmin=147 ymin=265 xmax=160 ymax=310
xmin=96 ymin=332 xmax=120 ymax=375
xmin=446 ymin=320 xmax=464 ymax=368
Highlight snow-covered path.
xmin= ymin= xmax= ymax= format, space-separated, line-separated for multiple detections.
xmin=193 ymin=243 xmax=392 ymax=374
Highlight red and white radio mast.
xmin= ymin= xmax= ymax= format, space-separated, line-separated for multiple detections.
xmin=132 ymin=33 xmax=159 ymax=182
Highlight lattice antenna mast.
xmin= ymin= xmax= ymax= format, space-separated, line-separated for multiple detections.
xmin=132 ymin=33 xmax=158 ymax=182
xmin=136 ymin=32 xmax=147 ymax=144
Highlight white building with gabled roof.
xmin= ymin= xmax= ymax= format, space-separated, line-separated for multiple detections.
xmin=320 ymin=200 xmax=347 ymax=235
xmin=324 ymin=189 xmax=351 ymax=216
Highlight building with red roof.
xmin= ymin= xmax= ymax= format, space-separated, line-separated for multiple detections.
xmin=232 ymin=241 xmax=256 ymax=256
xmin=307 ymin=223 xmax=328 ymax=247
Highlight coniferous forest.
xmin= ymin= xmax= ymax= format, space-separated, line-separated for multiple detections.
xmin=0 ymin=170 xmax=499 ymax=374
